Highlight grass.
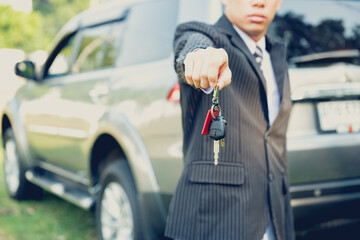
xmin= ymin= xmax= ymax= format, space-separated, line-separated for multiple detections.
xmin=0 ymin=151 xmax=97 ymax=240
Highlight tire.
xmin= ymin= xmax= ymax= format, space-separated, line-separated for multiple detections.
xmin=96 ymin=160 xmax=143 ymax=240
xmin=3 ymin=128 xmax=43 ymax=200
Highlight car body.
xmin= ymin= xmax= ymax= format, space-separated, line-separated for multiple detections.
xmin=0 ymin=48 xmax=26 ymax=110
xmin=1 ymin=0 xmax=360 ymax=239
xmin=272 ymin=0 xmax=360 ymax=228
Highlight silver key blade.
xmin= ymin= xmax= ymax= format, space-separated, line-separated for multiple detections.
xmin=214 ymin=140 xmax=219 ymax=165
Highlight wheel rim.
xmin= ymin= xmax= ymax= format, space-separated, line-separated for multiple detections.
xmin=101 ymin=182 xmax=134 ymax=240
xmin=4 ymin=138 xmax=20 ymax=194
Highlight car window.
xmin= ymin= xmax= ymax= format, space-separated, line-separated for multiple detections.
xmin=71 ymin=22 xmax=124 ymax=73
xmin=117 ymin=0 xmax=178 ymax=66
xmin=103 ymin=22 xmax=125 ymax=68
xmin=268 ymin=0 xmax=360 ymax=65
xmin=72 ymin=27 xmax=106 ymax=73
xmin=48 ymin=34 xmax=77 ymax=76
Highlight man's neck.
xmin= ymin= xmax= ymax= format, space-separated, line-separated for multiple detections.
xmin=232 ymin=24 xmax=266 ymax=54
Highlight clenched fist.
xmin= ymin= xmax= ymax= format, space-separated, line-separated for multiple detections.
xmin=183 ymin=47 xmax=232 ymax=90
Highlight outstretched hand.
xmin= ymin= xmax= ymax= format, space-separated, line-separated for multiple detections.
xmin=183 ymin=47 xmax=232 ymax=90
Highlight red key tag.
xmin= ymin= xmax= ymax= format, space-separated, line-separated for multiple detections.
xmin=201 ymin=109 xmax=218 ymax=135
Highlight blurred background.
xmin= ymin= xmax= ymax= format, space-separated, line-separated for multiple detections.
xmin=0 ymin=0 xmax=91 ymax=124
xmin=0 ymin=1 xmax=97 ymax=239
xmin=0 ymin=0 xmax=92 ymax=111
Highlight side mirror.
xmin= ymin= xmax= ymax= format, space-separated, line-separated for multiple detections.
xmin=15 ymin=60 xmax=36 ymax=80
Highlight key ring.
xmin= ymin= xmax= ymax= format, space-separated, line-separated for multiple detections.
xmin=211 ymin=104 xmax=221 ymax=118
xmin=211 ymin=85 xmax=221 ymax=118
xmin=212 ymin=85 xmax=219 ymax=104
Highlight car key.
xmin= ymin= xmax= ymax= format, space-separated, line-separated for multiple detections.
xmin=209 ymin=115 xmax=227 ymax=165
xmin=209 ymin=116 xmax=227 ymax=140
xmin=208 ymin=85 xmax=227 ymax=165
xmin=213 ymin=140 xmax=220 ymax=165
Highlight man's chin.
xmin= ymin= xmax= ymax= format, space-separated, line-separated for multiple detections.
xmin=244 ymin=28 xmax=267 ymax=41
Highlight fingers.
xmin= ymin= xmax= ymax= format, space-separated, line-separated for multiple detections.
xmin=218 ymin=65 xmax=232 ymax=90
xmin=183 ymin=47 xmax=231 ymax=90
xmin=200 ymin=58 xmax=210 ymax=89
xmin=184 ymin=53 xmax=195 ymax=86
xmin=207 ymin=60 xmax=219 ymax=89
xmin=192 ymin=55 xmax=203 ymax=88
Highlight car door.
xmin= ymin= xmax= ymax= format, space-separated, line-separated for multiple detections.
xmin=21 ymin=32 xmax=81 ymax=167
xmin=51 ymin=22 xmax=125 ymax=175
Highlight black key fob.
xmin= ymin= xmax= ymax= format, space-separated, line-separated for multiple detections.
xmin=209 ymin=116 xmax=227 ymax=141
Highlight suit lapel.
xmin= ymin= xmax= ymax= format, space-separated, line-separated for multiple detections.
xmin=215 ymin=16 xmax=268 ymax=96
xmin=214 ymin=15 xmax=289 ymax=127
xmin=215 ymin=15 xmax=288 ymax=101
xmin=267 ymin=37 xmax=286 ymax=101
xmin=266 ymin=38 xmax=289 ymax=129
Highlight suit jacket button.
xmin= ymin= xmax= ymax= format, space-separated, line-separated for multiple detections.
xmin=268 ymin=173 xmax=275 ymax=181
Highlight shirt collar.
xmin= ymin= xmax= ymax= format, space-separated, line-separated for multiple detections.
xmin=232 ymin=24 xmax=266 ymax=55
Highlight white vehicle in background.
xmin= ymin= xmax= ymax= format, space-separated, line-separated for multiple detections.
xmin=1 ymin=0 xmax=360 ymax=239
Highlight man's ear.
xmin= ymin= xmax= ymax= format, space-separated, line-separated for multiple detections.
xmin=276 ymin=0 xmax=283 ymax=11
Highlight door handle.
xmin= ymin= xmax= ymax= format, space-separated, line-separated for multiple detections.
xmin=89 ymin=84 xmax=109 ymax=102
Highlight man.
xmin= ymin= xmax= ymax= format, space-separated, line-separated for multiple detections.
xmin=165 ymin=0 xmax=294 ymax=239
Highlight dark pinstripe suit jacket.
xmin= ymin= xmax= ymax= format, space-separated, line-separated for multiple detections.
xmin=165 ymin=15 xmax=294 ymax=240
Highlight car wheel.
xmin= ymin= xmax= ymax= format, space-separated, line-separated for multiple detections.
xmin=3 ymin=128 xmax=42 ymax=200
xmin=96 ymin=160 xmax=143 ymax=240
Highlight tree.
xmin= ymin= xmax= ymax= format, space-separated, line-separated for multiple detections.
xmin=0 ymin=0 xmax=89 ymax=53
xmin=0 ymin=5 xmax=49 ymax=52
xmin=33 ymin=0 xmax=89 ymax=42
xmin=270 ymin=12 xmax=360 ymax=61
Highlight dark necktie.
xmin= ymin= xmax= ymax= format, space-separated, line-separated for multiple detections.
xmin=254 ymin=45 xmax=263 ymax=66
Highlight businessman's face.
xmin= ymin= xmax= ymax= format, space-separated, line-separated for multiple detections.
xmin=222 ymin=0 xmax=282 ymax=42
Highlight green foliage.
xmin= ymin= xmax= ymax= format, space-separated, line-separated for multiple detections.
xmin=0 ymin=0 xmax=89 ymax=53
xmin=33 ymin=0 xmax=89 ymax=43
xmin=0 ymin=5 xmax=48 ymax=52
xmin=0 ymin=155 xmax=97 ymax=240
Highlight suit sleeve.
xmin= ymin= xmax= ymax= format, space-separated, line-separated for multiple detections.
xmin=173 ymin=23 xmax=216 ymax=84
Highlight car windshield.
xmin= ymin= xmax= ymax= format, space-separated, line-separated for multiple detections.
xmin=268 ymin=0 xmax=360 ymax=66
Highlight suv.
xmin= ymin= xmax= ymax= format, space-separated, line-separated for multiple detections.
xmin=1 ymin=0 xmax=360 ymax=239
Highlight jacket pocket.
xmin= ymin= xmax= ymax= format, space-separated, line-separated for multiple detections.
xmin=188 ymin=161 xmax=244 ymax=186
